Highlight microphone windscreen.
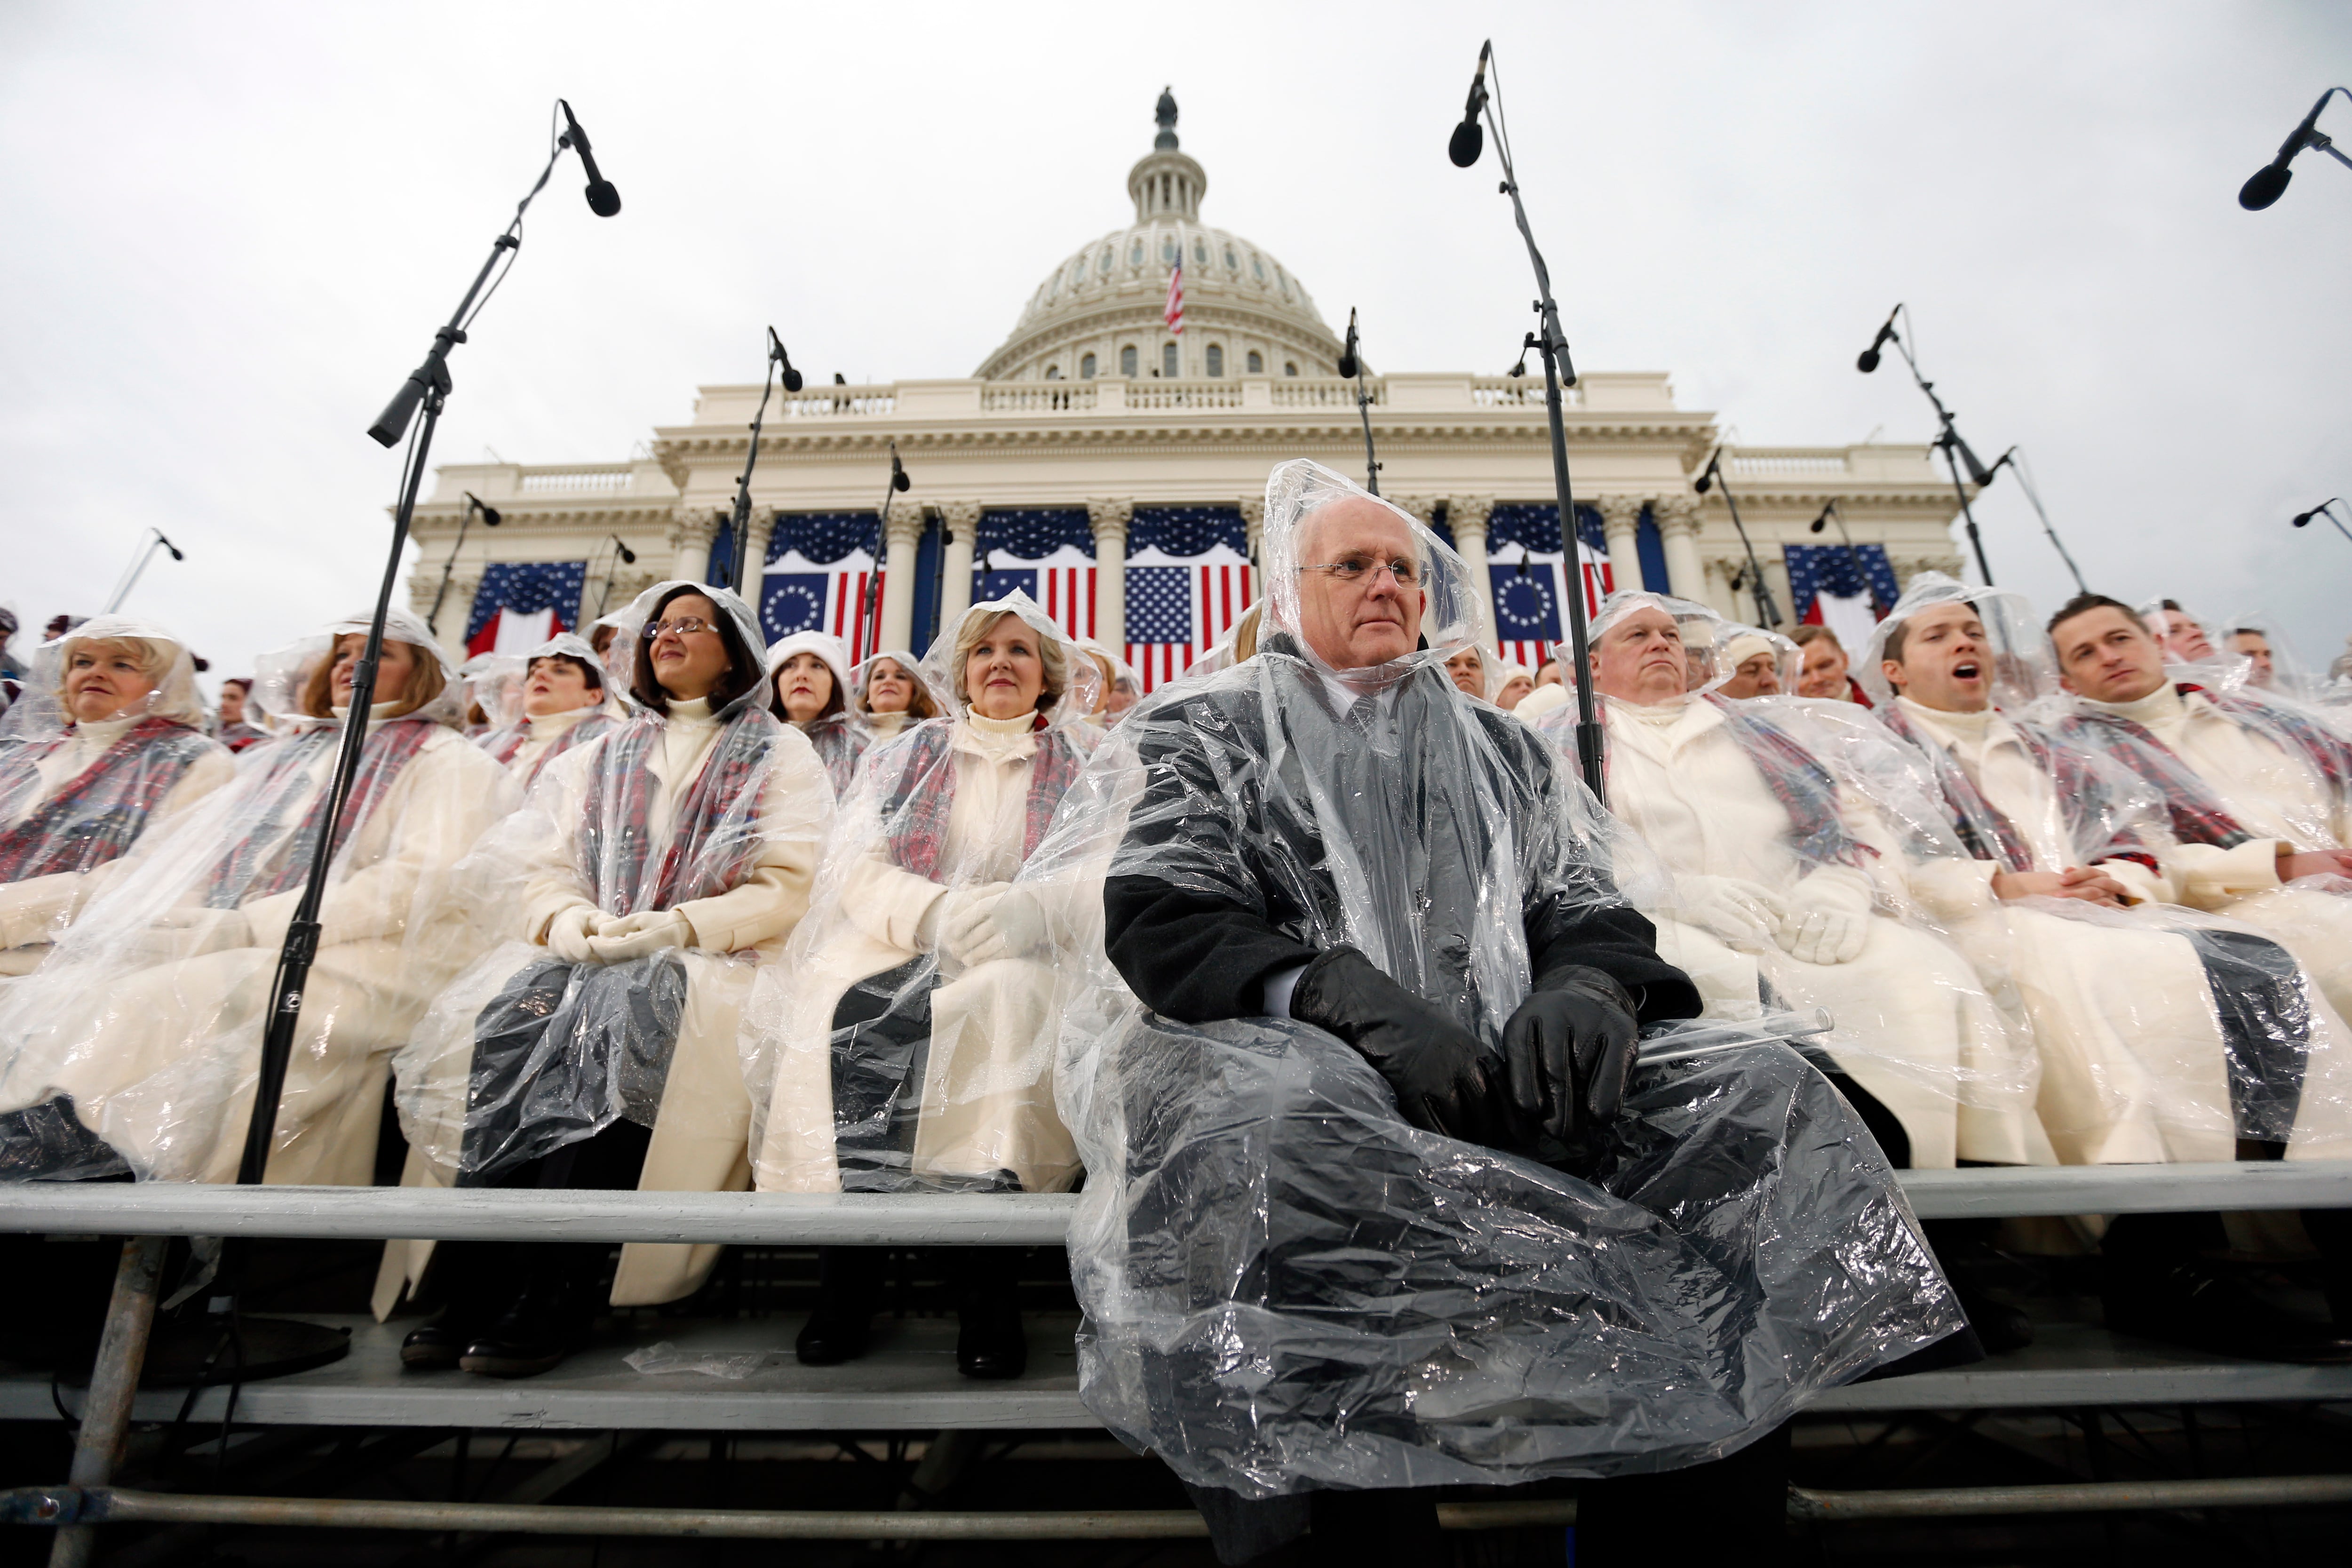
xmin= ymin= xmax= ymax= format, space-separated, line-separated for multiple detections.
xmin=2239 ymin=164 xmax=2291 ymax=211
xmin=893 ymin=471 xmax=912 ymax=493
xmin=782 ymin=368 xmax=804 ymax=392
xmin=1856 ymin=348 xmax=1881 ymax=373
xmin=1335 ymin=352 xmax=1358 ymax=380
xmin=586 ymin=182 xmax=622 ymax=217
xmin=1448 ymin=119 xmax=1484 ymax=168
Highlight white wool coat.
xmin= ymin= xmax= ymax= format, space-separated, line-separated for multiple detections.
xmin=1601 ymin=697 xmax=2046 ymax=1170
xmin=1898 ymin=699 xmax=2352 ymax=1164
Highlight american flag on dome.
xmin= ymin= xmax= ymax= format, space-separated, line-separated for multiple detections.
xmin=1484 ymin=503 xmax=1613 ymax=669
xmin=1164 ymin=259 xmax=1184 ymax=335
xmin=1787 ymin=542 xmax=1899 ymax=666
xmin=974 ymin=508 xmax=1097 ymax=644
xmin=1124 ymin=505 xmax=1252 ymax=692
xmin=761 ymin=511 xmax=887 ymax=659
xmin=466 ymin=561 xmax=586 ymax=656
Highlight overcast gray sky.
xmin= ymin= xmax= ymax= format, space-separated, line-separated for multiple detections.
xmin=5 ymin=1 xmax=2348 ymax=690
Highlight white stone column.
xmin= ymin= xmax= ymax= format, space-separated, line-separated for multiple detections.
xmin=668 ymin=507 xmax=720 ymax=584
xmin=1239 ymin=496 xmax=1265 ymax=602
xmin=1655 ymin=496 xmax=1705 ymax=606
xmin=1445 ymin=495 xmax=1496 ymax=650
xmin=1597 ymin=496 xmax=1646 ymax=593
xmin=937 ymin=500 xmax=982 ymax=632
xmin=742 ymin=505 xmax=779 ymax=596
xmin=879 ymin=504 xmax=927 ymax=656
xmin=1087 ymin=497 xmax=1134 ymax=649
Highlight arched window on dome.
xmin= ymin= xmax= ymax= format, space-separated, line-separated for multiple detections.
xmin=1080 ymin=352 xmax=1097 ymax=380
xmin=1247 ymin=350 xmax=1263 ymax=374
xmin=1163 ymin=342 xmax=1179 ymax=378
xmin=1161 ymin=235 xmax=1177 ymax=264
xmin=1193 ymin=238 xmax=1207 ymax=265
xmin=1225 ymin=247 xmax=1238 ymax=271
xmin=1129 ymin=240 xmax=1144 ymax=266
xmin=1099 ymin=248 xmax=1112 ymax=275
xmin=1251 ymin=256 xmax=1266 ymax=282
xmin=1206 ymin=344 xmax=1224 ymax=378
xmin=1045 ymin=365 xmax=1062 ymax=381
xmin=1120 ymin=344 xmax=1138 ymax=377
xmin=1284 ymin=360 xmax=1299 ymax=378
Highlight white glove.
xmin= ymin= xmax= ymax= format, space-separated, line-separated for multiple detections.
xmin=1776 ymin=902 xmax=1868 ymax=965
xmin=127 ymin=906 xmax=254 ymax=964
xmin=545 ymin=905 xmax=601 ymax=963
xmin=946 ymin=884 xmax=1050 ymax=966
xmin=1676 ymin=875 xmax=1790 ymax=946
xmin=929 ymin=882 xmax=1013 ymax=965
xmin=586 ymin=910 xmax=694 ymax=965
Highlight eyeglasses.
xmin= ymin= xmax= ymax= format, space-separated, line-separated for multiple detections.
xmin=1298 ymin=555 xmax=1421 ymax=588
xmin=641 ymin=617 xmax=719 ymax=640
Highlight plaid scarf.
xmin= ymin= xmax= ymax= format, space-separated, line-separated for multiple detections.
xmin=882 ymin=716 xmax=1083 ymax=882
xmin=0 ymin=719 xmax=212 ymax=883
xmin=579 ymin=707 xmax=777 ymax=915
xmin=205 ymin=717 xmax=437 ymax=907
xmin=1876 ymin=702 xmax=2164 ymax=876
xmin=1875 ymin=702 xmax=2038 ymax=870
xmin=2049 ymin=689 xmax=2258 ymax=851
xmin=1694 ymin=699 xmax=1872 ymax=869
xmin=803 ymin=713 xmax=868 ymax=799
xmin=2205 ymin=687 xmax=2352 ymax=801
xmin=486 ymin=712 xmax=615 ymax=790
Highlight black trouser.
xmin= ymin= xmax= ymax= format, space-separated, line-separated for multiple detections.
xmin=434 ymin=1119 xmax=654 ymax=1321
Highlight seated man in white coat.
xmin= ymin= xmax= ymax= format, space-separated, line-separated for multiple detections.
xmin=1873 ymin=578 xmax=2352 ymax=1358
xmin=2044 ymin=593 xmax=2352 ymax=1028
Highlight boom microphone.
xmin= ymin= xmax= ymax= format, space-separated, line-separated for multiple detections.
xmin=890 ymin=442 xmax=911 ymax=493
xmin=558 ymin=100 xmax=622 ymax=218
xmin=2240 ymin=89 xmax=2342 ymax=211
xmin=1856 ymin=304 xmax=1900 ymax=374
xmin=767 ymin=326 xmax=804 ymax=393
xmin=1337 ymin=308 xmax=1361 ymax=380
xmin=155 ymin=529 xmax=186 ymax=562
xmin=1447 ymin=41 xmax=1492 ymax=168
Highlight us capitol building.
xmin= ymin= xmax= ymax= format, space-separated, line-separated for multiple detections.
xmin=409 ymin=90 xmax=1969 ymax=682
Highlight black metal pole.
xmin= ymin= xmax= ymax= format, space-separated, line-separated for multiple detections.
xmin=728 ymin=353 xmax=782 ymax=598
xmin=1883 ymin=326 xmax=1998 ymax=587
xmin=1478 ymin=64 xmax=1604 ymax=803
xmin=1700 ymin=452 xmax=1783 ymax=629
xmin=860 ymin=466 xmax=898 ymax=663
xmin=425 ymin=506 xmax=475 ymax=631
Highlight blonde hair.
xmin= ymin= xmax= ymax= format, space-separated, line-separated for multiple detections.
xmin=300 ymin=633 xmax=448 ymax=720
xmin=1232 ymin=603 xmax=1262 ymax=663
xmin=53 ymin=637 xmax=172 ymax=708
xmin=857 ymin=656 xmax=938 ymax=721
xmin=951 ymin=610 xmax=1066 ymax=716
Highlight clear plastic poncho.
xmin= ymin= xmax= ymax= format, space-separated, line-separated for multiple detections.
xmin=0 ymin=609 xmax=516 ymax=1185
xmin=1540 ymin=589 xmax=2046 ymax=1170
xmin=1037 ymin=462 xmax=1963 ymax=1503
xmin=767 ymin=629 xmax=862 ymax=797
xmin=1862 ymin=575 xmax=2352 ymax=1163
xmin=744 ymin=592 xmax=1102 ymax=1195
xmin=472 ymin=634 xmax=620 ymax=789
xmin=395 ymin=582 xmax=834 ymax=1217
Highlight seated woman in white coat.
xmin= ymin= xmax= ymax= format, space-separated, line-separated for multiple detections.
xmin=849 ymin=648 xmax=939 ymax=744
xmin=477 ymin=635 xmax=619 ymax=790
xmin=392 ymin=583 xmax=831 ymax=1377
xmin=747 ymin=592 xmax=1099 ymax=1378
xmin=0 ymin=616 xmax=234 ymax=977
xmin=767 ymin=629 xmax=861 ymax=797
xmin=0 ymin=609 xmax=514 ymax=1185
xmin=1567 ymin=593 xmax=2046 ymax=1174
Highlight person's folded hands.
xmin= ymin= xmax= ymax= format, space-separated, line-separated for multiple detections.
xmin=585 ymin=909 xmax=694 ymax=965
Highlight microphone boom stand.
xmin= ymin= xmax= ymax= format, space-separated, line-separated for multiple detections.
xmin=1875 ymin=317 xmax=1999 ymax=585
xmin=1696 ymin=450 xmax=1782 ymax=629
xmin=858 ymin=446 xmax=906 ymax=664
xmin=1462 ymin=51 xmax=1605 ymax=802
xmin=727 ymin=347 xmax=785 ymax=599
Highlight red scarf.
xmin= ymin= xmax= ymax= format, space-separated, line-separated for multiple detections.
xmin=0 ymin=718 xmax=211 ymax=882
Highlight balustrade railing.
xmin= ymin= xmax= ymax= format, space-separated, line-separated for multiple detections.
xmin=518 ymin=468 xmax=633 ymax=494
xmin=1731 ymin=453 xmax=1851 ymax=476
xmin=776 ymin=386 xmax=899 ymax=418
xmin=1470 ymin=376 xmax=1571 ymax=408
xmin=981 ymin=384 xmax=1098 ymax=412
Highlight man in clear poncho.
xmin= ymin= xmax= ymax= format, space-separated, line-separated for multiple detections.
xmin=1057 ymin=462 xmax=1964 ymax=1563
xmin=0 ymin=616 xmax=234 ymax=978
xmin=0 ymin=608 xmax=515 ymax=1185
xmin=2043 ymin=592 xmax=2352 ymax=1027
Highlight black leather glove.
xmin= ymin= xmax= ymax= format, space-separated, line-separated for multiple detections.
xmin=1502 ymin=966 xmax=1639 ymax=1146
xmin=1289 ymin=947 xmax=1508 ymax=1144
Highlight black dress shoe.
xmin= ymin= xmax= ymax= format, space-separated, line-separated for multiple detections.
xmin=2106 ymin=1261 xmax=2352 ymax=1364
xmin=399 ymin=1322 xmax=470 ymax=1370
xmin=459 ymin=1283 xmax=590 ymax=1379
xmin=796 ymin=1247 xmax=880 ymax=1367
xmin=795 ymin=1304 xmax=874 ymax=1367
xmin=955 ymin=1284 xmax=1026 ymax=1380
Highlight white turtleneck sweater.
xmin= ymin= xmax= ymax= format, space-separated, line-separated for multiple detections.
xmin=504 ymin=704 xmax=603 ymax=782
xmin=1894 ymin=696 xmax=2170 ymax=914
xmin=2076 ymin=683 xmax=2338 ymax=906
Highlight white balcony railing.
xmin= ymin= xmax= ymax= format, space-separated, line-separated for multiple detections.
xmin=776 ymin=386 xmax=900 ymax=419
xmin=981 ymin=384 xmax=1098 ymax=413
xmin=517 ymin=468 xmax=634 ymax=494
xmin=1731 ymin=453 xmax=1851 ymax=477
xmin=1470 ymin=375 xmax=1579 ymax=408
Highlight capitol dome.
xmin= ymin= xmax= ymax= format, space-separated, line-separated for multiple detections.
xmin=973 ymin=89 xmax=1344 ymax=384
